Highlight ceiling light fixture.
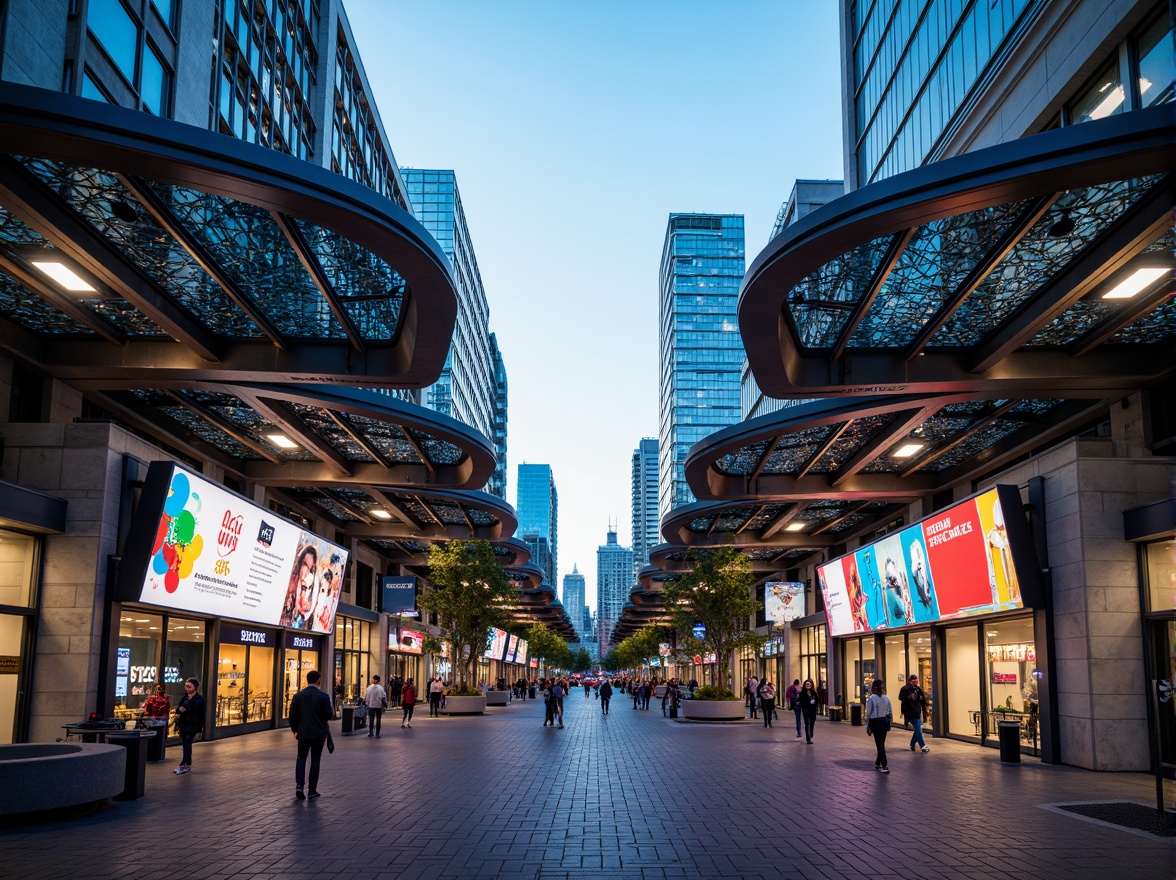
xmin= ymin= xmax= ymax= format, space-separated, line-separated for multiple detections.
xmin=893 ymin=443 xmax=924 ymax=458
xmin=371 ymin=509 xmax=392 ymax=519
xmin=784 ymin=522 xmax=807 ymax=532
xmin=1101 ymin=266 xmax=1168 ymax=300
xmin=31 ymin=260 xmax=95 ymax=292
xmin=266 ymin=433 xmax=298 ymax=449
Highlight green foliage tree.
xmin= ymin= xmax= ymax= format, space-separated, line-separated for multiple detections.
xmin=417 ymin=540 xmax=515 ymax=693
xmin=611 ymin=626 xmax=668 ymax=674
xmin=570 ymin=646 xmax=593 ymax=673
xmin=663 ymin=546 xmax=762 ymax=696
xmin=525 ymin=622 xmax=572 ymax=675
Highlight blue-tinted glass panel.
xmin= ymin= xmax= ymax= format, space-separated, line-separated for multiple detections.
xmin=81 ymin=71 xmax=112 ymax=103
xmin=788 ymin=233 xmax=895 ymax=348
xmin=150 ymin=0 xmax=174 ymax=29
xmin=160 ymin=406 xmax=258 ymax=459
xmin=1110 ymin=297 xmax=1176 ymax=344
xmin=0 ymin=272 xmax=95 ymax=335
xmin=1137 ymin=14 xmax=1175 ymax=108
xmin=88 ymin=0 xmax=139 ymax=86
xmin=1070 ymin=59 xmax=1124 ymax=125
xmin=141 ymin=42 xmax=169 ymax=115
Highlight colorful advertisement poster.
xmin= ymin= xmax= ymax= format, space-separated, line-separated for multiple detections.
xmin=765 ymin=581 xmax=805 ymax=623
xmin=504 ymin=633 xmax=519 ymax=662
xmin=484 ymin=628 xmax=508 ymax=660
xmin=514 ymin=638 xmax=529 ymax=666
xmin=817 ymin=486 xmax=1036 ymax=637
xmin=393 ymin=629 xmax=424 ymax=654
xmin=128 ymin=463 xmax=348 ymax=633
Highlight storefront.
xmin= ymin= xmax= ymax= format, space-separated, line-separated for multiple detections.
xmin=0 ymin=525 xmax=49 ymax=744
xmin=388 ymin=625 xmax=424 ymax=686
xmin=333 ymin=605 xmax=377 ymax=706
xmin=821 ymin=486 xmax=1047 ymax=757
xmin=113 ymin=461 xmax=346 ymax=739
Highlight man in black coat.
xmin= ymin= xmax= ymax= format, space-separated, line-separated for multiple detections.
xmin=289 ymin=669 xmax=333 ymax=800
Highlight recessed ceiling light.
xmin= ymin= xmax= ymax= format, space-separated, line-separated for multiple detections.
xmin=893 ymin=443 xmax=924 ymax=458
xmin=31 ymin=260 xmax=95 ymax=292
xmin=784 ymin=522 xmax=807 ymax=532
xmin=371 ymin=509 xmax=392 ymax=519
xmin=1101 ymin=266 xmax=1168 ymax=300
xmin=266 ymin=433 xmax=298 ymax=449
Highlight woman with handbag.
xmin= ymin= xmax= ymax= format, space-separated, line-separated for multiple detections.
xmin=866 ymin=678 xmax=893 ymax=773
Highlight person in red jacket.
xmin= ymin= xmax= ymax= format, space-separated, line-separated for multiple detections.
xmin=400 ymin=678 xmax=417 ymax=728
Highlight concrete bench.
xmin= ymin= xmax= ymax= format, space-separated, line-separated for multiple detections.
xmin=0 ymin=743 xmax=126 ymax=817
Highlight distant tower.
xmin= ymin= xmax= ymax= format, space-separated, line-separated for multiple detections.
xmin=631 ymin=437 xmax=659 ymax=582
xmin=596 ymin=525 xmax=633 ymax=655
xmin=658 ymin=214 xmax=745 ymax=522
xmin=562 ymin=565 xmax=586 ymax=638
xmin=489 ymin=333 xmax=508 ymax=499
xmin=516 ymin=464 xmax=558 ymax=586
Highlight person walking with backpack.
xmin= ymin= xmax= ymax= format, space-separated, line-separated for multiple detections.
xmin=400 ymin=678 xmax=417 ymax=728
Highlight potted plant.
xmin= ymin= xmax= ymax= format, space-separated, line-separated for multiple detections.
xmin=417 ymin=540 xmax=516 ymax=715
xmin=663 ymin=546 xmax=763 ymax=721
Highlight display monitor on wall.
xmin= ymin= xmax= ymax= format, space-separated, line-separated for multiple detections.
xmin=765 ymin=582 xmax=805 ymax=623
xmin=381 ymin=577 xmax=418 ymax=617
xmin=119 ymin=462 xmax=349 ymax=633
xmin=514 ymin=638 xmax=529 ymax=666
xmin=816 ymin=485 xmax=1043 ymax=638
xmin=394 ymin=629 xmax=424 ymax=654
xmin=484 ymin=627 xmax=508 ymax=660
xmin=503 ymin=633 xmax=519 ymax=663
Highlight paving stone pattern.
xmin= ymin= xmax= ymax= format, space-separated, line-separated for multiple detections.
xmin=3 ymin=694 xmax=1172 ymax=879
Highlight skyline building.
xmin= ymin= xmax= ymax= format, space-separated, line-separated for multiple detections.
xmin=596 ymin=525 xmax=633 ymax=656
xmin=488 ymin=333 xmax=508 ymax=499
xmin=401 ymin=169 xmax=499 ymax=449
xmin=657 ymin=214 xmax=746 ymax=523
xmin=631 ymin=437 xmax=659 ymax=583
xmin=516 ymin=463 xmax=558 ymax=586
xmin=562 ymin=565 xmax=586 ymax=639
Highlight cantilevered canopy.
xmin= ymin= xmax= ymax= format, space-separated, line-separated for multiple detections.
xmin=683 ymin=394 xmax=1110 ymax=503
xmin=740 ymin=106 xmax=1174 ymax=397
xmin=649 ymin=542 xmax=824 ymax=572
xmin=83 ymin=382 xmax=494 ymax=488
xmin=0 ymin=85 xmax=456 ymax=387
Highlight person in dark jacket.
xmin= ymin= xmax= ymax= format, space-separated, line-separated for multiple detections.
xmin=898 ymin=674 xmax=931 ymax=752
xmin=172 ymin=677 xmax=205 ymax=775
xmin=798 ymin=678 xmax=820 ymax=743
xmin=289 ymin=669 xmax=333 ymax=800
xmin=599 ymin=679 xmax=613 ymax=715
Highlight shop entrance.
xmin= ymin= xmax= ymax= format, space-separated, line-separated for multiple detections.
xmin=216 ymin=624 xmax=276 ymax=732
xmin=281 ymin=632 xmax=321 ymax=721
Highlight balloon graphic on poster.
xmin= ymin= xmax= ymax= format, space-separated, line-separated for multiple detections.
xmin=150 ymin=471 xmax=204 ymax=593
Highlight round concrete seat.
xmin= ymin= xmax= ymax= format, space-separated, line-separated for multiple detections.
xmin=0 ymin=743 xmax=126 ymax=817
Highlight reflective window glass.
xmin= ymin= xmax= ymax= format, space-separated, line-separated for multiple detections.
xmin=944 ymin=624 xmax=981 ymax=736
xmin=81 ymin=70 xmax=113 ymax=103
xmin=89 ymin=0 xmax=139 ymax=87
xmin=1136 ymin=15 xmax=1175 ymax=108
xmin=0 ymin=614 xmax=26 ymax=743
xmin=1145 ymin=540 xmax=1176 ymax=612
xmin=141 ymin=41 xmax=169 ymax=115
xmin=985 ymin=617 xmax=1037 ymax=732
xmin=117 ymin=612 xmax=164 ymax=717
xmin=1070 ymin=59 xmax=1125 ymax=124
xmin=163 ymin=617 xmax=204 ymax=730
xmin=150 ymin=0 xmax=174 ymax=29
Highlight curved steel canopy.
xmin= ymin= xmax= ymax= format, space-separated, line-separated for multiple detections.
xmin=740 ymin=106 xmax=1174 ymax=397
xmin=0 ymin=85 xmax=456 ymax=388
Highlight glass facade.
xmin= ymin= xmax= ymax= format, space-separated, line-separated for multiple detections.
xmin=849 ymin=0 xmax=1037 ymax=184
xmin=658 ymin=214 xmax=746 ymax=522
xmin=402 ymin=170 xmax=498 ymax=448
xmin=489 ymin=333 xmax=509 ymax=499
xmin=516 ymin=464 xmax=558 ymax=585
xmin=85 ymin=0 xmax=175 ymax=116
xmin=562 ymin=567 xmax=586 ymax=640
xmin=333 ymin=615 xmax=371 ymax=705
xmin=332 ymin=31 xmax=405 ymax=205
xmin=630 ymin=437 xmax=659 ymax=584
xmin=596 ymin=529 xmax=633 ymax=653
xmin=0 ymin=530 xmax=38 ymax=744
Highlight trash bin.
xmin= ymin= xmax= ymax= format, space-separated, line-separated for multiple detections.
xmin=529 ymin=686 xmax=537 ymax=699
xmin=341 ymin=705 xmax=355 ymax=735
xmin=145 ymin=721 xmax=167 ymax=761
xmin=849 ymin=703 xmax=863 ymax=726
xmin=108 ymin=732 xmax=149 ymax=800
xmin=997 ymin=720 xmax=1021 ymax=763
xmin=828 ymin=707 xmax=843 ymax=723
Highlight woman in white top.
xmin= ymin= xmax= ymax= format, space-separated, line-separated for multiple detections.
xmin=866 ymin=678 xmax=893 ymax=773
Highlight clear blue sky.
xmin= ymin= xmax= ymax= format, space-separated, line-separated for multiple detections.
xmin=347 ymin=0 xmax=844 ymax=612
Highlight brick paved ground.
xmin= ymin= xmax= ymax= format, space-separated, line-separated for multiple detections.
xmin=3 ymin=692 xmax=1172 ymax=880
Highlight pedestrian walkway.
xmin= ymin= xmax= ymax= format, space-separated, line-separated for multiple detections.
xmin=3 ymin=694 xmax=1172 ymax=879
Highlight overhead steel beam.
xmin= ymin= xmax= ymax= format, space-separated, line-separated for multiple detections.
xmin=831 ymin=405 xmax=938 ymax=486
xmin=899 ymin=400 xmax=1020 ymax=477
xmin=167 ymin=389 xmax=284 ymax=464
xmin=239 ymin=390 xmax=352 ymax=477
xmin=0 ymin=251 xmax=125 ymax=343
xmin=830 ymin=228 xmax=914 ymax=361
xmin=326 ymin=409 xmax=391 ymax=468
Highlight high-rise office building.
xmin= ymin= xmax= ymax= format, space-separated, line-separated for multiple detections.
xmin=631 ymin=437 xmax=659 ymax=582
xmin=488 ymin=333 xmax=508 ymax=499
xmin=657 ymin=214 xmax=746 ymax=522
xmin=596 ymin=526 xmax=633 ymax=655
xmin=516 ymin=463 xmax=558 ymax=585
xmin=401 ymin=169 xmax=497 ymax=446
xmin=562 ymin=565 xmax=586 ymax=638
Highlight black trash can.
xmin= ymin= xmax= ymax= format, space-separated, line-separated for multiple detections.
xmin=340 ymin=705 xmax=355 ymax=735
xmin=849 ymin=703 xmax=863 ymax=726
xmin=529 ymin=686 xmax=537 ymax=699
xmin=108 ymin=732 xmax=148 ymax=800
xmin=997 ymin=720 xmax=1021 ymax=763
xmin=145 ymin=722 xmax=167 ymax=761
xmin=828 ymin=707 xmax=843 ymax=723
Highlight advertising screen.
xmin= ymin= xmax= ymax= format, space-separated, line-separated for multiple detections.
xmin=381 ymin=577 xmax=418 ymax=616
xmin=504 ymin=633 xmax=519 ymax=663
xmin=514 ymin=638 xmax=528 ymax=666
xmin=484 ymin=628 xmax=508 ymax=660
xmin=817 ymin=485 xmax=1041 ymax=637
xmin=765 ymin=582 xmax=805 ymax=623
xmin=119 ymin=462 xmax=348 ymax=633
xmin=394 ymin=629 xmax=424 ymax=654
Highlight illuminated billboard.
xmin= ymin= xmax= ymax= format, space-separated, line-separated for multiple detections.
xmin=513 ymin=638 xmax=529 ymax=666
xmin=484 ymin=628 xmax=508 ymax=660
xmin=393 ymin=629 xmax=425 ymax=654
xmin=119 ymin=462 xmax=348 ymax=633
xmin=765 ymin=582 xmax=805 ymax=623
xmin=816 ymin=485 xmax=1042 ymax=638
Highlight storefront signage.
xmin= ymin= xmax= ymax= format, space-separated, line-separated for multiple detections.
xmin=817 ymin=485 xmax=1043 ymax=638
xmin=284 ymin=632 xmax=320 ymax=651
xmin=392 ymin=629 xmax=424 ymax=654
xmin=765 ymin=582 xmax=805 ymax=623
xmin=220 ymin=624 xmax=275 ymax=647
xmin=658 ymin=642 xmax=670 ymax=657
xmin=381 ymin=576 xmax=419 ymax=617
xmin=988 ymin=643 xmax=1036 ymax=663
xmin=692 ymin=623 xmax=706 ymax=640
xmin=119 ymin=462 xmax=349 ymax=633
xmin=0 ymin=656 xmax=19 ymax=674
xmin=991 ymin=672 xmax=1018 ymax=684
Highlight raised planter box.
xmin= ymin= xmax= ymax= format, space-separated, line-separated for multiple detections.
xmin=440 ymin=695 xmax=487 ymax=715
xmin=484 ymin=691 xmax=509 ymax=706
xmin=0 ymin=743 xmax=126 ymax=817
xmin=682 ymin=700 xmax=746 ymax=721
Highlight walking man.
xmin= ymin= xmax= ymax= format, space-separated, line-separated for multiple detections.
xmin=899 ymin=674 xmax=931 ymax=752
xmin=428 ymin=676 xmax=444 ymax=717
xmin=289 ymin=669 xmax=333 ymax=800
xmin=364 ymin=674 xmax=387 ymax=738
xmin=599 ymin=679 xmax=613 ymax=715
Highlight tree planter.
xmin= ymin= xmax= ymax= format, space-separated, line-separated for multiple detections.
xmin=682 ymin=699 xmax=746 ymax=721
xmin=484 ymin=691 xmax=509 ymax=706
xmin=440 ymin=695 xmax=487 ymax=715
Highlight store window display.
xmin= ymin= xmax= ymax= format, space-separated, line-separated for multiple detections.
xmin=944 ymin=624 xmax=982 ymax=737
xmin=0 ymin=528 xmax=37 ymax=743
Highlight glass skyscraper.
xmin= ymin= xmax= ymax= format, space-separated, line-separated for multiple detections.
xmin=401 ymin=169 xmax=498 ymax=447
xmin=488 ymin=333 xmax=508 ymax=499
xmin=657 ymin=214 xmax=746 ymax=522
xmin=631 ymin=437 xmax=659 ymax=583
xmin=516 ymin=463 xmax=558 ymax=586
xmin=596 ymin=526 xmax=633 ymax=655
xmin=562 ymin=565 xmax=586 ymax=638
